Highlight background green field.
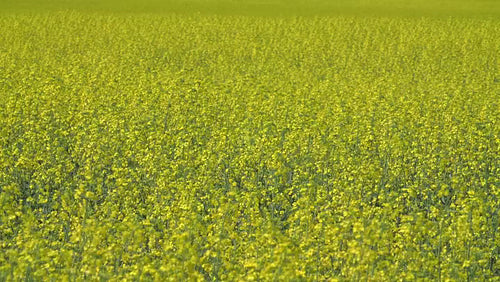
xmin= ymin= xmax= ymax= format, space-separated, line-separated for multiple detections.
xmin=2 ymin=0 xmax=500 ymax=16
xmin=0 ymin=0 xmax=499 ymax=281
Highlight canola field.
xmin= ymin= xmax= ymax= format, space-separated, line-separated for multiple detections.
xmin=0 ymin=1 xmax=499 ymax=280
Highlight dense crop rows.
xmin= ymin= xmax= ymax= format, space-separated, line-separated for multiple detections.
xmin=0 ymin=8 xmax=499 ymax=281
